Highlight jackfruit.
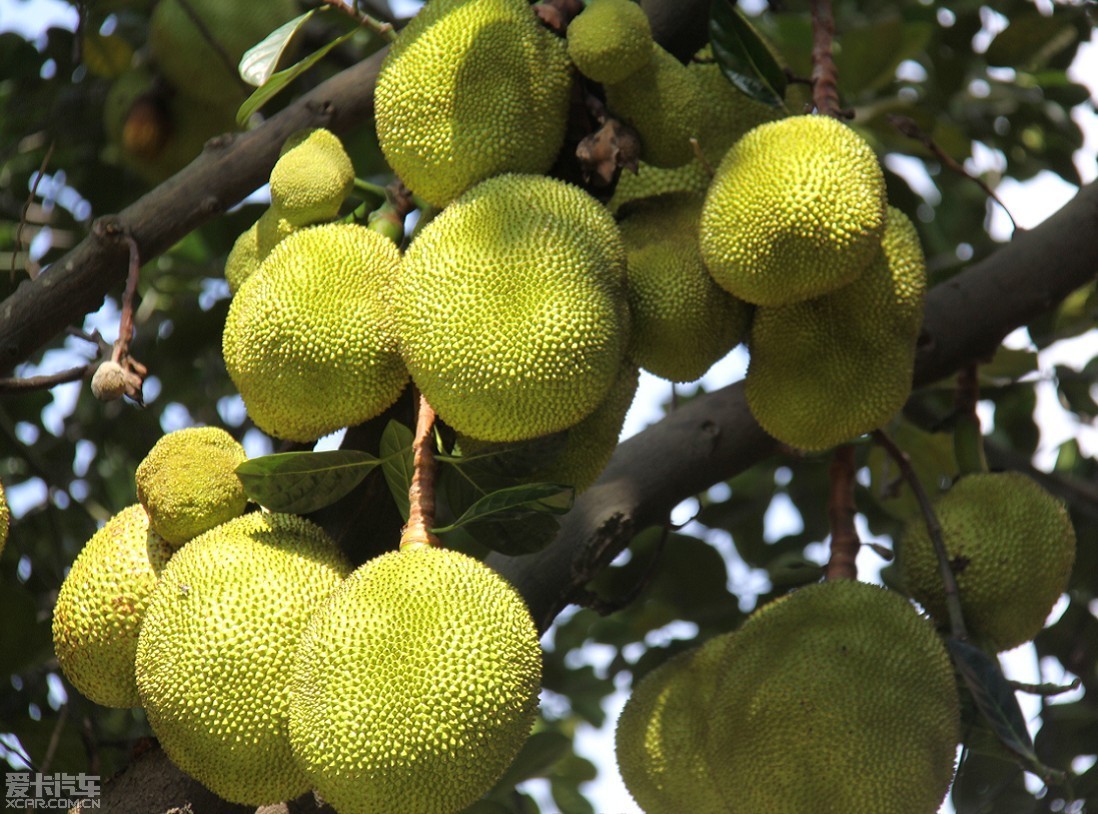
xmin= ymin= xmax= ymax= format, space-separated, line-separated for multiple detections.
xmin=706 ymin=580 xmax=960 ymax=814
xmin=52 ymin=504 xmax=174 ymax=708
xmin=269 ymin=128 xmax=355 ymax=227
xmin=604 ymin=42 xmax=703 ymax=168
xmin=618 ymin=193 xmax=750 ymax=382
xmin=289 ymin=545 xmax=542 ymax=814
xmin=135 ymin=426 xmax=248 ymax=547
xmin=375 ymin=0 xmax=573 ymax=207
xmin=135 ymin=512 xmax=351 ymax=805
xmin=608 ymin=158 xmax=710 ymax=214
xmin=744 ymin=207 xmax=926 ymax=451
xmin=223 ymin=223 xmax=408 ymax=442
xmin=700 ymin=115 xmax=887 ymax=306
xmin=566 ymin=0 xmax=652 ymax=85
xmin=395 ymin=173 xmax=629 ymax=442
xmin=897 ymin=471 xmax=1076 ymax=652
xmin=255 ymin=206 xmax=297 ymax=256
xmin=0 ymin=480 xmax=8 ymax=558
xmin=616 ymin=634 xmax=733 ymax=814
xmin=224 ymin=219 xmax=262 ymax=295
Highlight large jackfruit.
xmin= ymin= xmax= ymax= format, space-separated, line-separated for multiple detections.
xmin=269 ymin=128 xmax=355 ymax=227
xmin=707 ymin=580 xmax=960 ymax=814
xmin=135 ymin=426 xmax=248 ymax=547
xmin=223 ymin=223 xmax=408 ymax=442
xmin=616 ymin=634 xmax=733 ymax=814
xmin=375 ymin=0 xmax=573 ymax=208
xmin=898 ymin=471 xmax=1076 ymax=652
xmin=135 ymin=512 xmax=351 ymax=805
xmin=700 ymin=115 xmax=887 ymax=306
xmin=289 ymin=546 xmax=542 ymax=814
xmin=566 ymin=0 xmax=652 ymax=84
xmin=395 ymin=174 xmax=629 ymax=442
xmin=618 ymin=193 xmax=750 ymax=382
xmin=744 ymin=207 xmax=926 ymax=451
xmin=52 ymin=504 xmax=174 ymax=708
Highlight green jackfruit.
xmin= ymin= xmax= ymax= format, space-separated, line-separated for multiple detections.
xmin=135 ymin=512 xmax=351 ymax=805
xmin=608 ymin=158 xmax=710 ymax=214
xmin=616 ymin=634 xmax=733 ymax=814
xmin=604 ymin=42 xmax=703 ymax=168
xmin=745 ymin=207 xmax=926 ymax=451
xmin=566 ymin=0 xmax=652 ymax=84
xmin=396 ymin=173 xmax=629 ymax=442
xmin=269 ymin=128 xmax=355 ymax=227
xmin=289 ymin=546 xmax=542 ymax=814
xmin=135 ymin=426 xmax=248 ymax=547
xmin=375 ymin=0 xmax=573 ymax=207
xmin=898 ymin=471 xmax=1076 ymax=652
xmin=618 ymin=193 xmax=750 ymax=382
xmin=52 ymin=504 xmax=174 ymax=708
xmin=223 ymin=223 xmax=408 ymax=442
xmin=700 ymin=115 xmax=887 ymax=306
xmin=224 ymin=220 xmax=262 ymax=295
xmin=707 ymin=580 xmax=960 ymax=814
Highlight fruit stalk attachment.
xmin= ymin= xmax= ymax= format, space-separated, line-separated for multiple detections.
xmin=809 ymin=0 xmax=842 ymax=118
xmin=90 ymin=226 xmax=147 ymax=403
xmin=824 ymin=444 xmax=859 ymax=580
xmin=399 ymin=390 xmax=441 ymax=551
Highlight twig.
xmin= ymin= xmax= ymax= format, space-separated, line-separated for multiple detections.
xmin=321 ymin=0 xmax=396 ymax=40
xmin=400 ymin=391 xmax=441 ymax=551
xmin=1009 ymin=676 xmax=1081 ymax=697
xmin=0 ymin=364 xmax=94 ymax=394
xmin=824 ymin=444 xmax=859 ymax=580
xmin=88 ymin=229 xmax=147 ymax=403
xmin=13 ymin=141 xmax=55 ymax=279
xmin=809 ymin=0 xmax=843 ymax=118
xmin=575 ymin=520 xmax=672 ymax=616
xmin=953 ymin=362 xmax=988 ymax=475
xmin=39 ymin=703 xmax=70 ymax=774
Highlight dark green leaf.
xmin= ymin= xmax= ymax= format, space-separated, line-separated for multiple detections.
xmin=236 ymin=450 xmax=381 ymax=514
xmin=549 ymin=779 xmax=595 ymax=814
xmin=461 ymin=511 xmax=561 ymax=557
xmin=380 ymin=420 xmax=415 ymax=521
xmin=496 ymin=730 xmax=572 ymax=787
xmin=239 ymin=9 xmax=316 ymax=87
xmin=985 ymin=13 xmax=1079 ymax=70
xmin=432 ymin=482 xmax=573 ymax=534
xmin=708 ymin=0 xmax=787 ymax=107
xmin=834 ymin=17 xmax=933 ymax=96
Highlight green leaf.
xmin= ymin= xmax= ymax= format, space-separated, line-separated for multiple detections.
xmin=239 ymin=10 xmax=316 ymax=87
xmin=549 ymin=778 xmax=596 ymax=814
xmin=985 ymin=13 xmax=1079 ymax=70
xmin=833 ymin=17 xmax=933 ymax=96
xmin=236 ymin=450 xmax=381 ymax=514
xmin=495 ymin=730 xmax=571 ymax=787
xmin=380 ymin=420 xmax=415 ymax=522
xmin=236 ymin=21 xmax=358 ymax=126
xmin=432 ymin=482 xmax=573 ymax=534
xmin=708 ymin=0 xmax=787 ymax=107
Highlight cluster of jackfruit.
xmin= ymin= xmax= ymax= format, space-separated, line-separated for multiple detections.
xmin=615 ymin=580 xmax=962 ymax=814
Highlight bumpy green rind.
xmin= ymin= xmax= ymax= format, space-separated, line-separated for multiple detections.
xmin=289 ymin=546 xmax=542 ymax=814
xmin=269 ymin=128 xmax=355 ymax=227
xmin=375 ymin=0 xmax=573 ymax=207
xmin=898 ymin=471 xmax=1076 ymax=652
xmin=707 ymin=580 xmax=961 ymax=814
xmin=608 ymin=158 xmax=711 ymax=214
xmin=135 ymin=426 xmax=248 ymax=547
xmin=745 ymin=207 xmax=926 ymax=451
xmin=52 ymin=505 xmax=174 ymax=708
xmin=396 ymin=174 xmax=629 ymax=442
xmin=135 ymin=512 xmax=351 ymax=805
xmin=566 ymin=0 xmax=652 ymax=84
xmin=700 ymin=115 xmax=887 ymax=306
xmin=223 ymin=223 xmax=408 ymax=442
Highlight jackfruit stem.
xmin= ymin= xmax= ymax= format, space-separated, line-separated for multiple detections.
xmin=824 ymin=444 xmax=858 ymax=581
xmin=321 ymin=0 xmax=397 ymax=42
xmin=953 ymin=363 xmax=989 ymax=476
xmin=399 ymin=391 xmax=441 ymax=551
xmin=809 ymin=0 xmax=842 ymax=118
xmin=872 ymin=430 xmax=969 ymax=640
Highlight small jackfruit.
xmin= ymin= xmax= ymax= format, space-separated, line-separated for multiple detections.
xmin=898 ymin=471 xmax=1076 ymax=652
xmin=135 ymin=426 xmax=248 ymax=547
xmin=566 ymin=0 xmax=652 ymax=85
xmin=618 ymin=193 xmax=750 ymax=382
xmin=700 ymin=115 xmax=887 ymax=306
xmin=608 ymin=158 xmax=711 ymax=214
xmin=745 ymin=207 xmax=926 ymax=451
xmin=52 ymin=504 xmax=174 ymax=708
xmin=604 ymin=42 xmax=703 ymax=168
xmin=707 ymin=580 xmax=960 ymax=814
xmin=289 ymin=545 xmax=542 ymax=814
xmin=269 ymin=128 xmax=355 ymax=227
xmin=616 ymin=634 xmax=733 ymax=814
xmin=395 ymin=173 xmax=629 ymax=442
xmin=226 ymin=208 xmax=298 ymax=295
xmin=375 ymin=0 xmax=573 ymax=207
xmin=135 ymin=512 xmax=351 ymax=805
xmin=223 ymin=223 xmax=408 ymax=442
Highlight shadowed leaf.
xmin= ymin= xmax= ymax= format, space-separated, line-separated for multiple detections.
xmin=236 ymin=449 xmax=380 ymax=514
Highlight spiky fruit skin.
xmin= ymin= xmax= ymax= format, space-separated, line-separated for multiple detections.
xmin=604 ymin=42 xmax=702 ymax=168
xmin=700 ymin=115 xmax=887 ymax=306
xmin=289 ymin=546 xmax=542 ymax=814
xmin=52 ymin=505 xmax=173 ymax=708
xmin=135 ymin=512 xmax=351 ymax=805
xmin=618 ymin=193 xmax=750 ymax=382
xmin=396 ymin=174 xmax=629 ymax=442
xmin=707 ymin=580 xmax=960 ymax=814
xmin=375 ymin=0 xmax=573 ymax=208
xmin=608 ymin=159 xmax=710 ymax=214
xmin=616 ymin=634 xmax=733 ymax=814
xmin=223 ymin=223 xmax=408 ymax=442
xmin=745 ymin=207 xmax=926 ymax=451
xmin=566 ymin=0 xmax=652 ymax=84
xmin=135 ymin=426 xmax=248 ymax=547
xmin=269 ymin=128 xmax=354 ymax=226
xmin=225 ymin=220 xmax=262 ymax=295
xmin=898 ymin=471 xmax=1076 ymax=652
